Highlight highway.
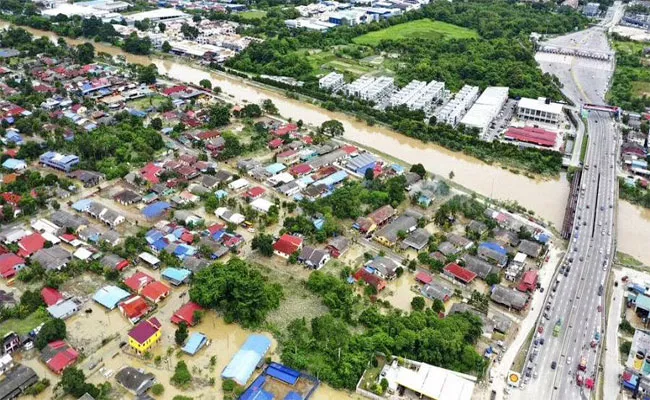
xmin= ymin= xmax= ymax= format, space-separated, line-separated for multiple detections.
xmin=509 ymin=3 xmax=623 ymax=400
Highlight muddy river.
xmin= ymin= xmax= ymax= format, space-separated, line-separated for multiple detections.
xmin=0 ymin=21 xmax=573 ymax=228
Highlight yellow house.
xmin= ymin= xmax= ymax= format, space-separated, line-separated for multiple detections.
xmin=128 ymin=317 xmax=162 ymax=354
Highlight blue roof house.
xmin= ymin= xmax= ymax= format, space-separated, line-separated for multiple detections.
xmin=93 ymin=285 xmax=130 ymax=310
xmin=5 ymin=131 xmax=23 ymax=145
xmin=222 ymin=334 xmax=272 ymax=385
xmin=142 ymin=202 xmax=172 ymax=219
xmin=39 ymin=151 xmax=79 ymax=172
xmin=265 ymin=163 xmax=286 ymax=175
xmin=162 ymin=267 xmax=191 ymax=286
xmin=71 ymin=199 xmax=93 ymax=212
xmin=2 ymin=158 xmax=27 ymax=171
xmin=182 ymin=332 xmax=208 ymax=355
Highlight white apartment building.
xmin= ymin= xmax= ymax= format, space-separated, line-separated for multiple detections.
xmin=362 ymin=76 xmax=395 ymax=102
xmin=344 ymin=76 xmax=376 ymax=98
xmin=409 ymin=80 xmax=445 ymax=111
xmin=319 ymin=72 xmax=346 ymax=92
xmin=517 ymin=97 xmax=564 ymax=125
xmin=436 ymin=85 xmax=479 ymax=126
xmin=388 ymin=80 xmax=426 ymax=109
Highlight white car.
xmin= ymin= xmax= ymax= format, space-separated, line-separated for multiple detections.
xmin=567 ymin=356 xmax=572 ymax=365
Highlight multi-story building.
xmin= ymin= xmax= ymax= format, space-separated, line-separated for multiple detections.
xmin=516 ymin=97 xmax=563 ymax=125
xmin=388 ymin=80 xmax=426 ymax=109
xmin=363 ymin=76 xmax=395 ymax=102
xmin=344 ymin=76 xmax=376 ymax=98
xmin=436 ymin=85 xmax=479 ymax=127
xmin=409 ymin=80 xmax=445 ymax=111
xmin=319 ymin=72 xmax=345 ymax=92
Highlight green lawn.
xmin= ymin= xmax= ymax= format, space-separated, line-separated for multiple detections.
xmin=238 ymin=10 xmax=267 ymax=20
xmin=128 ymin=94 xmax=167 ymax=110
xmin=632 ymin=81 xmax=650 ymax=97
xmin=0 ymin=308 xmax=50 ymax=337
xmin=353 ymin=19 xmax=478 ymax=46
xmin=302 ymin=50 xmax=377 ymax=77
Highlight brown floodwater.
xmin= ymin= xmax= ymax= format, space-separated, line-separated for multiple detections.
xmin=617 ymin=201 xmax=650 ymax=265
xmin=0 ymin=21 xmax=571 ymax=227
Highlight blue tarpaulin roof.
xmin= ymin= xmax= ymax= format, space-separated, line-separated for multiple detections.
xmin=479 ymin=242 xmax=506 ymax=255
xmin=284 ymin=392 xmax=303 ymax=400
xmin=267 ymin=363 xmax=300 ymax=385
xmin=142 ymin=202 xmax=171 ymax=218
xmin=152 ymin=238 xmax=169 ymax=252
xmin=222 ymin=335 xmax=272 ymax=385
xmin=182 ymin=332 xmax=207 ymax=355
xmin=265 ymin=163 xmax=286 ymax=175
xmin=146 ymin=229 xmax=164 ymax=244
xmin=240 ymin=376 xmax=274 ymax=400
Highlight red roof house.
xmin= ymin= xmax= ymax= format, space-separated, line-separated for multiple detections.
xmin=0 ymin=253 xmax=25 ymax=279
xmin=415 ymin=271 xmax=433 ymax=285
xmin=273 ymin=234 xmax=303 ymax=258
xmin=245 ymin=186 xmax=266 ymax=200
xmin=17 ymin=233 xmax=46 ymax=258
xmin=124 ymin=272 xmax=155 ymax=293
xmin=119 ymin=296 xmax=150 ymax=324
xmin=290 ymin=163 xmax=312 ymax=177
xmin=517 ymin=270 xmax=539 ymax=293
xmin=141 ymin=163 xmax=162 ymax=184
xmin=162 ymin=85 xmax=189 ymax=96
xmin=443 ymin=263 xmax=477 ymax=284
xmin=273 ymin=124 xmax=298 ymax=137
xmin=140 ymin=281 xmax=171 ymax=303
xmin=1 ymin=193 xmax=22 ymax=207
xmin=171 ymin=302 xmax=204 ymax=326
xmin=353 ymin=268 xmax=387 ymax=292
xmin=504 ymin=126 xmax=557 ymax=147
xmin=268 ymin=138 xmax=283 ymax=149
xmin=41 ymin=287 xmax=63 ymax=306
xmin=41 ymin=341 xmax=78 ymax=374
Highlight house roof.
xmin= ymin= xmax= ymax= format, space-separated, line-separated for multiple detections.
xmin=415 ymin=271 xmax=432 ymax=284
xmin=41 ymin=287 xmax=63 ymax=306
xmin=490 ymin=285 xmax=528 ymax=310
xmin=171 ymin=301 xmax=204 ymax=326
xmin=444 ymin=263 xmax=477 ymax=284
xmin=41 ymin=340 xmax=78 ymax=373
xmin=0 ymin=253 xmax=24 ymax=278
xmin=367 ymin=205 xmax=395 ymax=225
xmin=140 ymin=281 xmax=170 ymax=301
xmin=182 ymin=332 xmax=207 ymax=355
xmin=115 ymin=367 xmax=155 ymax=395
xmin=273 ymin=234 xmax=303 ymax=255
xmin=128 ymin=317 xmax=162 ymax=345
xmin=17 ymin=232 xmax=46 ymax=257
xmin=119 ymin=296 xmax=149 ymax=320
xmin=93 ymin=285 xmax=131 ymax=310
xmin=124 ymin=272 xmax=155 ymax=292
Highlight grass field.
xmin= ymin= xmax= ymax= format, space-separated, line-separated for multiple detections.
xmin=301 ymin=50 xmax=378 ymax=77
xmin=632 ymin=81 xmax=650 ymax=97
xmin=238 ymin=10 xmax=267 ymax=20
xmin=0 ymin=308 xmax=50 ymax=337
xmin=353 ymin=19 xmax=478 ymax=46
xmin=613 ymin=40 xmax=646 ymax=55
xmin=128 ymin=94 xmax=167 ymax=110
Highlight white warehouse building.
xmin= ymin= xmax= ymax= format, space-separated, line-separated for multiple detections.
xmin=517 ymin=97 xmax=564 ymax=125
xmin=460 ymin=86 xmax=509 ymax=138
xmin=319 ymin=72 xmax=345 ymax=92
xmin=436 ymin=85 xmax=479 ymax=127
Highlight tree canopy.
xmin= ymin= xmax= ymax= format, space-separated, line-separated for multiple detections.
xmin=189 ymin=258 xmax=283 ymax=327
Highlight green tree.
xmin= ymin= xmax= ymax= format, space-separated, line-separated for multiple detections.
xmin=189 ymin=258 xmax=283 ymax=327
xmin=486 ymin=272 xmax=501 ymax=286
xmin=161 ymin=41 xmax=172 ymax=53
xmin=199 ymin=79 xmax=212 ymax=90
xmin=158 ymin=22 xmax=166 ymax=33
xmin=449 ymin=171 xmax=455 ymax=180
xmin=364 ymin=168 xmax=374 ymax=181
xmin=207 ymin=104 xmax=231 ymax=128
xmin=35 ymin=318 xmax=67 ymax=350
xmin=74 ymin=43 xmax=95 ymax=64
xmin=138 ymin=64 xmax=158 ymax=84
xmin=151 ymin=383 xmax=165 ymax=396
xmin=252 ymin=234 xmax=274 ymax=257
xmin=319 ymin=119 xmax=344 ymax=137
xmin=171 ymin=361 xmax=192 ymax=387
xmin=411 ymin=296 xmax=425 ymax=311
xmin=410 ymin=163 xmax=426 ymax=178
xmin=432 ymin=298 xmax=446 ymax=313
xmin=150 ymin=117 xmax=163 ymax=130
xmin=262 ymin=99 xmax=278 ymax=114
xmin=59 ymin=367 xmax=99 ymax=398
xmin=175 ymin=322 xmax=188 ymax=346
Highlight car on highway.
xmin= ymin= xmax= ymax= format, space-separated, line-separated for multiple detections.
xmin=567 ymin=356 xmax=572 ymax=365
xmin=597 ymin=305 xmax=602 ymax=312
xmin=551 ymin=361 xmax=557 ymax=369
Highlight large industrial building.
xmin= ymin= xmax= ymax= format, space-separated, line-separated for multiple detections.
xmin=123 ymin=9 xmax=190 ymax=26
xmin=41 ymin=0 xmax=128 ymax=21
xmin=460 ymin=86 xmax=509 ymax=137
xmin=516 ymin=97 xmax=564 ymax=125
xmin=436 ymin=85 xmax=479 ymax=127
xmin=318 ymin=72 xmax=345 ymax=92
